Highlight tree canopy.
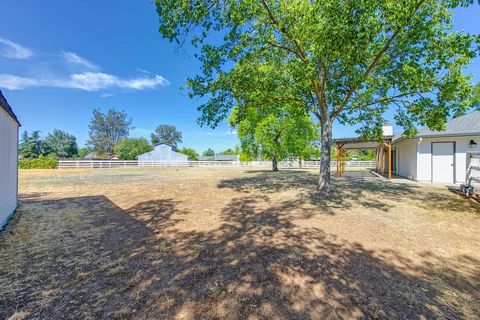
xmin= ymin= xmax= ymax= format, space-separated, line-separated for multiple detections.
xmin=229 ymin=103 xmax=317 ymax=171
xmin=202 ymin=148 xmax=215 ymax=157
xmin=42 ymin=129 xmax=78 ymax=158
xmin=151 ymin=124 xmax=183 ymax=146
xmin=155 ymin=0 xmax=479 ymax=192
xmin=179 ymin=147 xmax=199 ymax=160
xmin=19 ymin=131 xmax=42 ymax=159
xmin=87 ymin=108 xmax=133 ymax=156
xmin=114 ymin=138 xmax=153 ymax=160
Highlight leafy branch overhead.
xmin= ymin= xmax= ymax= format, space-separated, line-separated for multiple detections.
xmin=157 ymin=0 xmax=478 ymax=134
xmin=155 ymin=0 xmax=479 ymax=191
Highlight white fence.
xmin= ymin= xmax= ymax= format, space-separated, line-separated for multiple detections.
xmin=58 ymin=160 xmax=375 ymax=169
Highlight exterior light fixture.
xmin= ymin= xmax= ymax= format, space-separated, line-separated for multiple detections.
xmin=469 ymin=139 xmax=478 ymax=149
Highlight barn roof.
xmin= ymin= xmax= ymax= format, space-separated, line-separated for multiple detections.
xmin=0 ymin=90 xmax=20 ymax=126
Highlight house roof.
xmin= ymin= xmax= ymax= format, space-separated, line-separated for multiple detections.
xmin=0 ymin=90 xmax=20 ymax=126
xmin=394 ymin=110 xmax=480 ymax=142
xmin=213 ymin=154 xmax=239 ymax=161
xmin=417 ymin=110 xmax=480 ymax=137
xmin=198 ymin=155 xmax=239 ymax=161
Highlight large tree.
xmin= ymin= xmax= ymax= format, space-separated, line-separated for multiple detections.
xmin=87 ymin=108 xmax=133 ymax=156
xmin=19 ymin=131 xmax=42 ymax=159
xmin=229 ymin=103 xmax=317 ymax=171
xmin=151 ymin=124 xmax=182 ymax=146
xmin=155 ymin=0 xmax=479 ymax=192
xmin=114 ymin=138 xmax=153 ymax=160
xmin=42 ymin=129 xmax=78 ymax=158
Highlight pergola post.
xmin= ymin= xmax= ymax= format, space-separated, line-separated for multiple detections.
xmin=375 ymin=146 xmax=379 ymax=173
xmin=382 ymin=146 xmax=386 ymax=177
xmin=388 ymin=142 xmax=392 ymax=180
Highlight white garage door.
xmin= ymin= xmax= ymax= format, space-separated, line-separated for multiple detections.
xmin=432 ymin=142 xmax=454 ymax=183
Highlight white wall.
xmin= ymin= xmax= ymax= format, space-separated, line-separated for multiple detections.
xmin=0 ymin=108 xmax=19 ymax=229
xmin=416 ymin=136 xmax=480 ymax=183
xmin=394 ymin=139 xmax=418 ymax=180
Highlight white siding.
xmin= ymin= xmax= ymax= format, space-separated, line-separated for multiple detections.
xmin=138 ymin=144 xmax=188 ymax=162
xmin=415 ymin=136 xmax=480 ymax=183
xmin=0 ymin=108 xmax=18 ymax=229
xmin=394 ymin=139 xmax=418 ymax=180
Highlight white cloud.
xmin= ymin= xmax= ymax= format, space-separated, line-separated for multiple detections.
xmin=0 ymin=38 xmax=34 ymax=59
xmin=0 ymin=74 xmax=39 ymax=90
xmin=62 ymin=51 xmax=98 ymax=70
xmin=0 ymin=39 xmax=169 ymax=93
xmin=0 ymin=72 xmax=170 ymax=91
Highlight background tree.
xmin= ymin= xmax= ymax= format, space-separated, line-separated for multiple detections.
xmin=229 ymin=104 xmax=317 ymax=171
xmin=151 ymin=124 xmax=182 ymax=146
xmin=202 ymin=148 xmax=215 ymax=157
xmin=19 ymin=131 xmax=42 ymax=159
xmin=358 ymin=149 xmax=376 ymax=161
xmin=42 ymin=129 xmax=78 ymax=158
xmin=77 ymin=147 xmax=91 ymax=159
xmin=87 ymin=108 xmax=133 ymax=156
xmin=218 ymin=146 xmax=240 ymax=155
xmin=178 ymin=147 xmax=199 ymax=160
xmin=113 ymin=138 xmax=153 ymax=160
xmin=156 ymin=0 xmax=479 ymax=193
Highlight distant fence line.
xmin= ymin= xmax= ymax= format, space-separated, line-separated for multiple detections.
xmin=58 ymin=160 xmax=375 ymax=169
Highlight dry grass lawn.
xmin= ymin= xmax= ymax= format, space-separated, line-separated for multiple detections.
xmin=1 ymin=167 xmax=479 ymax=319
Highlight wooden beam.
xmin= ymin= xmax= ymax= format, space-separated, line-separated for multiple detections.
xmin=382 ymin=147 xmax=386 ymax=176
xmin=388 ymin=142 xmax=392 ymax=180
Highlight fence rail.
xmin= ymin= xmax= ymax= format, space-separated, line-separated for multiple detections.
xmin=58 ymin=160 xmax=375 ymax=169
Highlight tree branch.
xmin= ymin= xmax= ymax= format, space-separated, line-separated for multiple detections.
xmin=265 ymin=40 xmax=303 ymax=60
xmin=259 ymin=0 xmax=308 ymax=62
xmin=331 ymin=0 xmax=427 ymax=119
xmin=347 ymin=92 xmax=419 ymax=111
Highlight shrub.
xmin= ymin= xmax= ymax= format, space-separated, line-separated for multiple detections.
xmin=19 ymin=156 xmax=59 ymax=169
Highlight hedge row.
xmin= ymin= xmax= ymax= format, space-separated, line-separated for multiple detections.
xmin=19 ymin=157 xmax=59 ymax=169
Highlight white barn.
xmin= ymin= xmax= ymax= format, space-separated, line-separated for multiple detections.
xmin=0 ymin=90 xmax=20 ymax=229
xmin=393 ymin=111 xmax=480 ymax=185
xmin=138 ymin=143 xmax=188 ymax=162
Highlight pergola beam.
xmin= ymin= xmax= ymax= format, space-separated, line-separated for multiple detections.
xmin=332 ymin=136 xmax=393 ymax=180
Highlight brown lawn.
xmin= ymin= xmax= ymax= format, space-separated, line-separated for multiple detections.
xmin=1 ymin=167 xmax=479 ymax=319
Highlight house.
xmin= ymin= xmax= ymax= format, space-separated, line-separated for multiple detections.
xmin=0 ymin=90 xmax=20 ymax=229
xmin=392 ymin=111 xmax=480 ymax=184
xmin=198 ymin=154 xmax=240 ymax=161
xmin=138 ymin=143 xmax=188 ymax=162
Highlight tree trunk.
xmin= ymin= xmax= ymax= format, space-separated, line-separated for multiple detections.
xmin=299 ymin=156 xmax=302 ymax=168
xmin=318 ymin=119 xmax=332 ymax=193
xmin=272 ymin=152 xmax=279 ymax=172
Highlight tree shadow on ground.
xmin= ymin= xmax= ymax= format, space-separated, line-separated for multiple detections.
xmin=1 ymin=193 xmax=479 ymax=319
xmin=217 ymin=170 xmax=480 ymax=214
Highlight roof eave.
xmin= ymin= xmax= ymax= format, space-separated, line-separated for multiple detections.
xmin=393 ymin=132 xmax=480 ymax=143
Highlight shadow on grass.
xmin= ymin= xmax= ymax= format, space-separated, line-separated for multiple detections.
xmin=1 ymin=193 xmax=479 ymax=319
xmin=218 ymin=170 xmax=480 ymax=214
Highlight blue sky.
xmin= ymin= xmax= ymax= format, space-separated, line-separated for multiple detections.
xmin=0 ymin=1 xmax=478 ymax=152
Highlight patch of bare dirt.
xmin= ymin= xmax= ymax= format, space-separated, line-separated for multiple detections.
xmin=0 ymin=167 xmax=479 ymax=319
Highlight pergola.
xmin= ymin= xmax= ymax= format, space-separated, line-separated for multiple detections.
xmin=332 ymin=135 xmax=394 ymax=180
